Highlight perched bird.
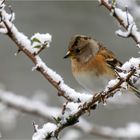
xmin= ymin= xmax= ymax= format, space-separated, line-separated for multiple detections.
xmin=64 ymin=34 xmax=140 ymax=98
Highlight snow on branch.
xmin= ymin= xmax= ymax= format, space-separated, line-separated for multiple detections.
xmin=0 ymin=89 xmax=60 ymax=121
xmin=1 ymin=88 xmax=138 ymax=139
xmin=32 ymin=68 xmax=139 ymax=139
xmin=0 ymin=1 xmax=140 ymax=139
xmin=100 ymin=0 xmax=140 ymax=46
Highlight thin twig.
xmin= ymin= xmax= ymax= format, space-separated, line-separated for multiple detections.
xmin=100 ymin=0 xmax=139 ymax=43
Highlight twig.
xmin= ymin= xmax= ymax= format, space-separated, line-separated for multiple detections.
xmin=100 ymin=0 xmax=139 ymax=44
xmin=0 ymin=1 xmax=139 ymax=139
xmin=46 ymin=69 xmax=136 ymax=139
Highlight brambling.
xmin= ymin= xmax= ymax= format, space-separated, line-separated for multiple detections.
xmin=64 ymin=35 xmax=140 ymax=98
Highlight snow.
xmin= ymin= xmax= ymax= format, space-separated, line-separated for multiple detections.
xmin=35 ymin=56 xmax=63 ymax=83
xmin=2 ymin=9 xmax=15 ymax=22
xmin=0 ymin=28 xmax=7 ymax=34
xmin=115 ymin=8 xmax=134 ymax=27
xmin=105 ymin=79 xmax=119 ymax=92
xmin=0 ymin=10 xmax=33 ymax=52
xmin=121 ymin=57 xmax=140 ymax=71
xmin=12 ymin=28 xmax=33 ymax=53
xmin=31 ymin=33 xmax=52 ymax=47
xmin=31 ymin=33 xmax=52 ymax=54
xmin=114 ymin=5 xmax=140 ymax=43
xmin=115 ymin=123 xmax=140 ymax=138
xmin=131 ymin=24 xmax=140 ymax=43
xmin=115 ymin=23 xmax=134 ymax=37
xmin=60 ymin=83 xmax=92 ymax=102
xmin=65 ymin=102 xmax=81 ymax=114
xmin=0 ymin=1 xmax=5 ymax=12
xmin=32 ymin=123 xmax=57 ymax=140
xmin=0 ymin=89 xmax=61 ymax=119
xmin=116 ymin=0 xmax=140 ymax=20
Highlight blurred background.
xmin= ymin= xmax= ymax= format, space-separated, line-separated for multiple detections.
xmin=0 ymin=0 xmax=140 ymax=139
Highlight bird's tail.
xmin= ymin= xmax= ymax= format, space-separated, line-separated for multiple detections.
xmin=128 ymin=82 xmax=140 ymax=98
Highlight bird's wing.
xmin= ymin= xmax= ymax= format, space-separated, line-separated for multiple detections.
xmin=97 ymin=42 xmax=122 ymax=71
xmin=97 ymin=42 xmax=140 ymax=98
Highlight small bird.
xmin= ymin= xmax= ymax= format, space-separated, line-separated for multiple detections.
xmin=64 ymin=34 xmax=140 ymax=98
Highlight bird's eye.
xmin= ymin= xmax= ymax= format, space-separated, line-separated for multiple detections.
xmin=75 ymin=48 xmax=81 ymax=53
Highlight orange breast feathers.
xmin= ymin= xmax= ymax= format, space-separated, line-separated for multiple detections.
xmin=71 ymin=54 xmax=115 ymax=77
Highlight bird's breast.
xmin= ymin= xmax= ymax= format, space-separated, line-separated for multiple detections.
xmin=73 ymin=71 xmax=113 ymax=93
xmin=71 ymin=56 xmax=115 ymax=93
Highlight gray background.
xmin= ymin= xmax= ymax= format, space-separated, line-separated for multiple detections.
xmin=0 ymin=1 xmax=140 ymax=139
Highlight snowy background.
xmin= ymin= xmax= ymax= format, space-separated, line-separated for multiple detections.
xmin=0 ymin=1 xmax=140 ymax=139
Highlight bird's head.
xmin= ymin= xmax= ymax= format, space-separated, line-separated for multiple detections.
xmin=64 ymin=35 xmax=99 ymax=61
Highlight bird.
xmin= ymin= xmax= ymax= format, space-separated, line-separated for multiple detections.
xmin=64 ymin=34 xmax=140 ymax=98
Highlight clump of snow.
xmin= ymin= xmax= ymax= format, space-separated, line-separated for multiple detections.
xmin=8 ymin=23 xmax=34 ymax=53
xmin=114 ymin=6 xmax=140 ymax=43
xmin=137 ymin=44 xmax=140 ymax=49
xmin=65 ymin=102 xmax=81 ymax=114
xmin=116 ymin=0 xmax=140 ymax=20
xmin=105 ymin=79 xmax=119 ymax=92
xmin=121 ymin=57 xmax=140 ymax=71
xmin=0 ymin=28 xmax=7 ymax=34
xmin=31 ymin=33 xmax=52 ymax=54
xmin=115 ymin=8 xmax=134 ymax=27
xmin=32 ymin=123 xmax=57 ymax=140
xmin=31 ymin=33 xmax=52 ymax=47
xmin=115 ymin=23 xmax=134 ymax=37
xmin=60 ymin=83 xmax=92 ymax=102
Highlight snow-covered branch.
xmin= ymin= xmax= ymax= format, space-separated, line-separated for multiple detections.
xmin=0 ymin=1 xmax=140 ymax=139
xmin=100 ymin=0 xmax=140 ymax=46
xmin=2 ymin=89 xmax=139 ymax=139
xmin=33 ymin=68 xmax=139 ymax=139
xmin=0 ymin=89 xmax=60 ymax=121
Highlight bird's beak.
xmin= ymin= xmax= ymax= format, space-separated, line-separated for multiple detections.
xmin=64 ymin=51 xmax=71 ymax=59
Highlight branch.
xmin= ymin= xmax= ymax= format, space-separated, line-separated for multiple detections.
xmin=33 ymin=68 xmax=140 ymax=139
xmin=100 ymin=0 xmax=140 ymax=45
xmin=0 ymin=88 xmax=139 ymax=139
xmin=0 ymin=1 xmax=139 ymax=140
xmin=0 ymin=89 xmax=61 ymax=121
xmin=0 ymin=89 xmax=133 ymax=139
